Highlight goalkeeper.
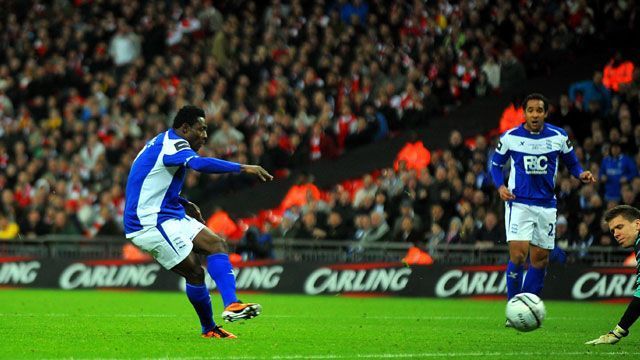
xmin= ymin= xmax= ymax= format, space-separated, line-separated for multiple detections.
xmin=586 ymin=205 xmax=640 ymax=345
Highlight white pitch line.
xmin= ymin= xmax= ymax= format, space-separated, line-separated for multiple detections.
xmin=0 ymin=313 xmax=597 ymax=321
xmin=38 ymin=353 xmax=640 ymax=360
xmin=131 ymin=352 xmax=640 ymax=360
xmin=0 ymin=313 xmax=493 ymax=320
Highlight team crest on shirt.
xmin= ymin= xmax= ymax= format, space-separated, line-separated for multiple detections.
xmin=546 ymin=140 xmax=553 ymax=150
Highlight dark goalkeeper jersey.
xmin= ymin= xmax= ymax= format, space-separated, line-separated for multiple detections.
xmin=635 ymin=235 xmax=640 ymax=296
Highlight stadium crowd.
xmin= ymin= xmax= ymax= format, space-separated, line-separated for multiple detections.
xmin=0 ymin=0 xmax=638 ymax=259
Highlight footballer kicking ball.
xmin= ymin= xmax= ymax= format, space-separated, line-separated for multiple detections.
xmin=505 ymin=293 xmax=546 ymax=332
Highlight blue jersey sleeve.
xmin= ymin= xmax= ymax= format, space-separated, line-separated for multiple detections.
xmin=187 ymin=156 xmax=242 ymax=173
xmin=163 ymin=148 xmax=242 ymax=174
xmin=559 ymin=138 xmax=583 ymax=179
xmin=490 ymin=136 xmax=509 ymax=187
xmin=163 ymin=147 xmax=198 ymax=167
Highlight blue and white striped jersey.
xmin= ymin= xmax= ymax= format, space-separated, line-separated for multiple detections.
xmin=490 ymin=123 xmax=583 ymax=208
xmin=124 ymin=128 xmax=241 ymax=238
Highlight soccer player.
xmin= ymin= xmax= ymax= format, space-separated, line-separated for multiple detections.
xmin=124 ymin=105 xmax=273 ymax=339
xmin=490 ymin=93 xmax=595 ymax=317
xmin=585 ymin=205 xmax=640 ymax=345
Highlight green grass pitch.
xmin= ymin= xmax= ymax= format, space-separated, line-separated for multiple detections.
xmin=0 ymin=290 xmax=638 ymax=359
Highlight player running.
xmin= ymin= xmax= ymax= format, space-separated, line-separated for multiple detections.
xmin=586 ymin=205 xmax=640 ymax=345
xmin=124 ymin=105 xmax=273 ymax=339
xmin=490 ymin=93 xmax=595 ymax=324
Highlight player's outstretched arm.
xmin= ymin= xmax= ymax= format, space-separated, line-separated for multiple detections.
xmin=241 ymin=165 xmax=274 ymax=182
xmin=586 ymin=294 xmax=640 ymax=344
xmin=585 ymin=325 xmax=628 ymax=345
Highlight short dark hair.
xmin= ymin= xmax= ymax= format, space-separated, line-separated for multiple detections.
xmin=521 ymin=93 xmax=549 ymax=112
xmin=172 ymin=105 xmax=205 ymax=129
xmin=603 ymin=205 xmax=640 ymax=223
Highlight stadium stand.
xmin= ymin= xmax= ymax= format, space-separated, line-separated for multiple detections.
xmin=0 ymin=0 xmax=639 ymax=269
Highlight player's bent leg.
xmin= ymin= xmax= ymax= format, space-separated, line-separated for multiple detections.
xmin=506 ymin=241 xmax=528 ymax=300
xmin=193 ymin=227 xmax=238 ymax=306
xmin=192 ymin=227 xmax=262 ymax=322
xmin=171 ymin=252 xmax=217 ymax=335
xmin=522 ymin=246 xmax=549 ymax=296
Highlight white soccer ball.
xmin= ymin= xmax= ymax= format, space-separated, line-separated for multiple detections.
xmin=505 ymin=293 xmax=546 ymax=332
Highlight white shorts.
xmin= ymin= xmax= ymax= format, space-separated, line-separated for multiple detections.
xmin=129 ymin=216 xmax=205 ymax=269
xmin=504 ymin=202 xmax=557 ymax=250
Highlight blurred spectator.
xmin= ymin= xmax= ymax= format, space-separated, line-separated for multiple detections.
xmin=549 ymin=215 xmax=569 ymax=264
xmin=572 ymin=222 xmax=595 ymax=262
xmin=499 ymin=49 xmax=526 ymax=93
xmin=393 ymin=215 xmax=422 ymax=244
xmin=237 ymin=226 xmax=273 ymax=260
xmin=392 ymin=200 xmax=423 ymax=237
xmin=109 ymin=21 xmax=141 ymax=69
xmin=294 ymin=211 xmax=326 ymax=240
xmin=600 ymin=142 xmax=639 ymax=202
xmin=352 ymin=174 xmax=378 ymax=208
xmin=270 ymin=215 xmax=298 ymax=239
xmin=0 ymin=212 xmax=19 ymax=240
xmin=324 ymin=210 xmax=351 ymax=241
xmin=367 ymin=211 xmax=390 ymax=243
xmin=474 ymin=211 xmax=503 ymax=248
xmin=549 ymin=94 xmax=589 ymax=141
xmin=49 ymin=212 xmax=82 ymax=236
xmin=444 ymin=217 xmax=463 ymax=245
xmin=18 ymin=208 xmax=49 ymax=239
xmin=568 ymin=71 xmax=612 ymax=115
xmin=480 ymin=55 xmax=501 ymax=92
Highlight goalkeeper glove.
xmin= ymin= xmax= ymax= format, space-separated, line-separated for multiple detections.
xmin=585 ymin=325 xmax=628 ymax=345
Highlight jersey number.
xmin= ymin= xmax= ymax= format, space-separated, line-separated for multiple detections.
xmin=548 ymin=223 xmax=554 ymax=237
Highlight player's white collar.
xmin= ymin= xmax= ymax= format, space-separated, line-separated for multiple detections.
xmin=523 ymin=123 xmax=544 ymax=135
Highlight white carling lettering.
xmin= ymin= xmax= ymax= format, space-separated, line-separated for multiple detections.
xmin=0 ymin=261 xmax=40 ymax=284
xmin=59 ymin=263 xmax=160 ymax=289
xmin=571 ymin=272 xmax=637 ymax=300
xmin=435 ymin=270 xmax=507 ymax=297
xmin=304 ymin=268 xmax=412 ymax=295
xmin=235 ymin=266 xmax=282 ymax=289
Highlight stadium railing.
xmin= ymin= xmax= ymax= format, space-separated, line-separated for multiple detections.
xmin=0 ymin=236 xmax=632 ymax=266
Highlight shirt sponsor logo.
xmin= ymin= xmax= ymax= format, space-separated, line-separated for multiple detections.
xmin=523 ymin=155 xmax=548 ymax=174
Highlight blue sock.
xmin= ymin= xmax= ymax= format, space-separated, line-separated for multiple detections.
xmin=522 ymin=266 xmax=546 ymax=296
xmin=206 ymin=253 xmax=238 ymax=307
xmin=185 ymin=283 xmax=215 ymax=333
xmin=506 ymin=261 xmax=524 ymax=300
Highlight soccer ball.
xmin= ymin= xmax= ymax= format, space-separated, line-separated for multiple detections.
xmin=505 ymin=293 xmax=546 ymax=332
